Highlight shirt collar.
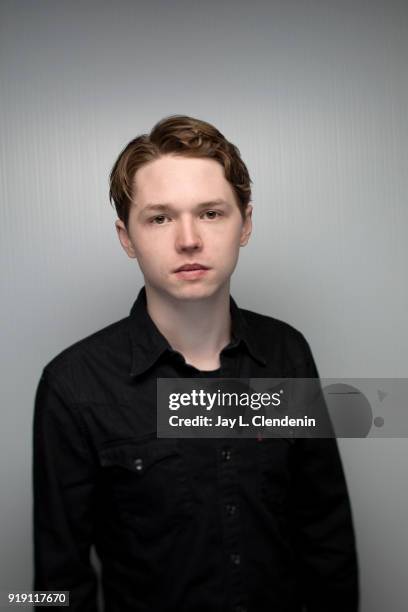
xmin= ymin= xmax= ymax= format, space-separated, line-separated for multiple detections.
xmin=128 ymin=286 xmax=266 ymax=377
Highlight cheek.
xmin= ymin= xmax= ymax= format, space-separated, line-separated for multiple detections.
xmin=134 ymin=230 xmax=162 ymax=255
xmin=210 ymin=238 xmax=241 ymax=272
xmin=207 ymin=219 xmax=241 ymax=239
xmin=133 ymin=237 xmax=162 ymax=271
xmin=212 ymin=226 xmax=242 ymax=254
xmin=137 ymin=243 xmax=176 ymax=281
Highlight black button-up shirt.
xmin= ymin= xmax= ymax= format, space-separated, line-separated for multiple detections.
xmin=33 ymin=287 xmax=359 ymax=612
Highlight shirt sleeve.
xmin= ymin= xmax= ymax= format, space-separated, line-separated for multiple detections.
xmin=288 ymin=340 xmax=360 ymax=612
xmin=32 ymin=369 xmax=99 ymax=611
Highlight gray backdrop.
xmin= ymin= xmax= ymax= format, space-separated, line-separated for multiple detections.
xmin=1 ymin=1 xmax=407 ymax=610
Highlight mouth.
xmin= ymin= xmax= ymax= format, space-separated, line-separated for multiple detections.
xmin=174 ymin=263 xmax=210 ymax=272
xmin=174 ymin=263 xmax=211 ymax=280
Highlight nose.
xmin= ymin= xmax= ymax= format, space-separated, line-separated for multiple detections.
xmin=175 ymin=217 xmax=203 ymax=253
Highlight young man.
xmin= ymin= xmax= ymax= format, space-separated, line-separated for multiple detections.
xmin=33 ymin=115 xmax=359 ymax=611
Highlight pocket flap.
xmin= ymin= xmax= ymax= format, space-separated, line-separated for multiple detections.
xmin=99 ymin=439 xmax=180 ymax=474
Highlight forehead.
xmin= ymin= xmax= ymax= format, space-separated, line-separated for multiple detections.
xmin=132 ymin=154 xmax=236 ymax=205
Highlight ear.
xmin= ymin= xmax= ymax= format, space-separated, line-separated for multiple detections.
xmin=240 ymin=204 xmax=253 ymax=247
xmin=115 ymin=219 xmax=137 ymax=258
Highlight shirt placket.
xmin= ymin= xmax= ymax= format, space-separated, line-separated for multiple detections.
xmin=217 ymin=347 xmax=248 ymax=612
xmin=217 ymin=441 xmax=248 ymax=612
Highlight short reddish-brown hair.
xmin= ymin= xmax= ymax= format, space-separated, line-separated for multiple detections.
xmin=109 ymin=114 xmax=252 ymax=228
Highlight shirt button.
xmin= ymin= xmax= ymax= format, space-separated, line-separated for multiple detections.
xmin=221 ymin=448 xmax=232 ymax=461
xmin=226 ymin=503 xmax=237 ymax=516
xmin=230 ymin=553 xmax=241 ymax=565
xmin=133 ymin=457 xmax=143 ymax=471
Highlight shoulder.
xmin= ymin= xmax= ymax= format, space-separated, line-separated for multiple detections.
xmin=41 ymin=316 xmax=131 ymax=398
xmin=240 ymin=307 xmax=318 ymax=376
xmin=241 ymin=307 xmax=310 ymax=351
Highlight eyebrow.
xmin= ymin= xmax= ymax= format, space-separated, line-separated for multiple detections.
xmin=140 ymin=199 xmax=231 ymax=214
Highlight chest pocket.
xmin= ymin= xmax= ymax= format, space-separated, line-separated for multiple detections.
xmin=257 ymin=437 xmax=295 ymax=513
xmin=98 ymin=438 xmax=193 ymax=531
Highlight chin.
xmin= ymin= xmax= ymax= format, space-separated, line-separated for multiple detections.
xmin=170 ymin=282 xmax=219 ymax=302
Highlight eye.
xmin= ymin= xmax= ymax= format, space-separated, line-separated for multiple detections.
xmin=202 ymin=210 xmax=222 ymax=220
xmin=150 ymin=215 xmax=170 ymax=225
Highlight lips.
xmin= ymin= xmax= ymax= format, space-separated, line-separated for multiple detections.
xmin=175 ymin=263 xmax=209 ymax=272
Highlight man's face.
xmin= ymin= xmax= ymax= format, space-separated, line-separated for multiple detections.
xmin=115 ymin=154 xmax=252 ymax=302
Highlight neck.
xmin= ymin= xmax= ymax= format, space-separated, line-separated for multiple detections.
xmin=144 ymin=283 xmax=231 ymax=371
